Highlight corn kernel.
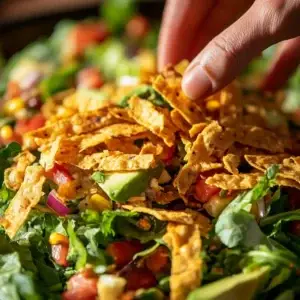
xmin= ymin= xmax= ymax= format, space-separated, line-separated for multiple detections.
xmin=4 ymin=97 xmax=25 ymax=115
xmin=49 ymin=232 xmax=69 ymax=245
xmin=206 ymin=100 xmax=220 ymax=112
xmin=0 ymin=125 xmax=13 ymax=140
xmin=89 ymin=194 xmax=111 ymax=212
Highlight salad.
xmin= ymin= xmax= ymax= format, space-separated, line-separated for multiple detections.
xmin=1 ymin=1 xmax=300 ymax=300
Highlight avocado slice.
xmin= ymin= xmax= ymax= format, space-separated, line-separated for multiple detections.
xmin=187 ymin=267 xmax=270 ymax=300
xmin=96 ymin=165 xmax=162 ymax=203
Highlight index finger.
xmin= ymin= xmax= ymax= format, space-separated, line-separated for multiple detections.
xmin=158 ymin=0 xmax=214 ymax=70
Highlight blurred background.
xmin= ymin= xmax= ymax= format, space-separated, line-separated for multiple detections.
xmin=0 ymin=0 xmax=164 ymax=57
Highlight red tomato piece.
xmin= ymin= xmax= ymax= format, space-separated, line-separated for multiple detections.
xmin=51 ymin=164 xmax=73 ymax=185
xmin=290 ymin=221 xmax=300 ymax=236
xmin=6 ymin=81 xmax=21 ymax=99
xmin=125 ymin=267 xmax=157 ymax=291
xmin=126 ymin=15 xmax=149 ymax=39
xmin=51 ymin=244 xmax=69 ymax=267
xmin=106 ymin=240 xmax=143 ymax=267
xmin=162 ymin=146 xmax=175 ymax=165
xmin=195 ymin=178 xmax=220 ymax=203
xmin=62 ymin=269 xmax=98 ymax=300
xmin=15 ymin=113 xmax=45 ymax=135
xmin=77 ymin=67 xmax=104 ymax=89
xmin=145 ymin=246 xmax=169 ymax=273
xmin=70 ymin=22 xmax=109 ymax=57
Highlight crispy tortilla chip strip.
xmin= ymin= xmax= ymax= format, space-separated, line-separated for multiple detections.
xmin=170 ymin=110 xmax=191 ymax=133
xmin=245 ymin=155 xmax=286 ymax=172
xmin=78 ymin=152 xmax=157 ymax=171
xmin=4 ymin=151 xmax=36 ymax=191
xmin=174 ymin=163 xmax=222 ymax=195
xmin=234 ymin=125 xmax=285 ymax=153
xmin=104 ymin=138 xmax=141 ymax=154
xmin=189 ymin=123 xmax=207 ymax=138
xmin=163 ymin=223 xmax=202 ymax=300
xmin=108 ymin=107 xmax=135 ymax=123
xmin=153 ymin=72 xmax=205 ymax=124
xmin=276 ymin=176 xmax=300 ymax=189
xmin=39 ymin=137 xmax=82 ymax=170
xmin=123 ymin=205 xmax=211 ymax=235
xmin=75 ymin=88 xmax=111 ymax=112
xmin=128 ymin=96 xmax=177 ymax=147
xmin=140 ymin=142 xmax=164 ymax=156
xmin=223 ymin=154 xmax=240 ymax=174
xmin=206 ymin=173 xmax=262 ymax=190
xmin=0 ymin=165 xmax=45 ymax=238
xmin=80 ymin=123 xmax=149 ymax=151
xmin=283 ymin=157 xmax=300 ymax=169
xmin=174 ymin=59 xmax=189 ymax=75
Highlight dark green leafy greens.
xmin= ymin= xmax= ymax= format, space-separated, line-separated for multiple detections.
xmin=215 ymin=165 xmax=279 ymax=248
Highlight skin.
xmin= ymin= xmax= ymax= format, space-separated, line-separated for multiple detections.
xmin=158 ymin=0 xmax=300 ymax=100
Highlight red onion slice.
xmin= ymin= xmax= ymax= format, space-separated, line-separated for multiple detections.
xmin=47 ymin=190 xmax=70 ymax=216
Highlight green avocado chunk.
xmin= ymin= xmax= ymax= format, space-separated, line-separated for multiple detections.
xmin=97 ymin=165 xmax=162 ymax=203
xmin=187 ymin=267 xmax=270 ymax=300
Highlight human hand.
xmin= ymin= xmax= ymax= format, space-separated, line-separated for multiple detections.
xmin=158 ymin=0 xmax=300 ymax=99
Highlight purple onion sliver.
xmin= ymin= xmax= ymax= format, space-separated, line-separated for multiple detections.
xmin=47 ymin=190 xmax=70 ymax=216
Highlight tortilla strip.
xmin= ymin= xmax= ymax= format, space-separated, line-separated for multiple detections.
xmin=108 ymin=107 xmax=135 ymax=123
xmin=163 ymin=223 xmax=202 ymax=300
xmin=128 ymin=96 xmax=177 ymax=146
xmin=0 ymin=165 xmax=45 ymax=238
xmin=206 ymin=173 xmax=262 ymax=190
xmin=80 ymin=123 xmax=149 ymax=151
xmin=4 ymin=151 xmax=36 ymax=191
xmin=223 ymin=154 xmax=240 ymax=174
xmin=174 ymin=163 xmax=222 ymax=195
xmin=189 ymin=123 xmax=207 ymax=138
xmin=170 ymin=110 xmax=191 ymax=133
xmin=153 ymin=72 xmax=205 ymax=124
xmin=78 ymin=152 xmax=157 ymax=171
xmin=123 ymin=205 xmax=211 ymax=236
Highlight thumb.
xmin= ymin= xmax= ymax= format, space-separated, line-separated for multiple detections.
xmin=182 ymin=0 xmax=300 ymax=100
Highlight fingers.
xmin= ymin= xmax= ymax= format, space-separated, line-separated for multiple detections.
xmin=261 ymin=37 xmax=300 ymax=91
xmin=182 ymin=0 xmax=300 ymax=100
xmin=157 ymin=0 xmax=214 ymax=70
xmin=188 ymin=0 xmax=254 ymax=60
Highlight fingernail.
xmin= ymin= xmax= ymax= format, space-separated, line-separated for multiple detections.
xmin=182 ymin=65 xmax=212 ymax=100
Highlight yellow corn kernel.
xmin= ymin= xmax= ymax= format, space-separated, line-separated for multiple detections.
xmin=206 ymin=100 xmax=220 ymax=112
xmin=203 ymin=195 xmax=232 ymax=217
xmin=49 ymin=232 xmax=69 ymax=245
xmin=4 ymin=97 xmax=25 ymax=115
xmin=89 ymin=194 xmax=111 ymax=212
xmin=56 ymin=106 xmax=74 ymax=118
xmin=0 ymin=125 xmax=13 ymax=140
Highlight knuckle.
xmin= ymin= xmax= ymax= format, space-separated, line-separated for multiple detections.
xmin=211 ymin=36 xmax=238 ymax=64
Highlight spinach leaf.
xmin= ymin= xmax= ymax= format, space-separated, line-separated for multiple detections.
xmin=0 ymin=142 xmax=21 ymax=185
xmin=215 ymin=165 xmax=279 ymax=248
xmin=261 ymin=209 xmax=300 ymax=228
xmin=0 ymin=184 xmax=15 ymax=215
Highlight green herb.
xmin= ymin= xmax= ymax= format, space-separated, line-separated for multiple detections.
xmin=91 ymin=172 xmax=107 ymax=184
xmin=0 ymin=142 xmax=21 ymax=185
xmin=215 ymin=165 xmax=279 ymax=248
xmin=67 ymin=220 xmax=87 ymax=270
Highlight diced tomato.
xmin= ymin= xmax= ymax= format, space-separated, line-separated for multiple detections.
xmin=51 ymin=244 xmax=69 ymax=267
xmin=125 ymin=267 xmax=157 ymax=291
xmin=6 ymin=81 xmax=21 ymax=99
xmin=106 ymin=240 xmax=143 ymax=267
xmin=70 ymin=22 xmax=109 ymax=57
xmin=195 ymin=178 xmax=220 ymax=203
xmin=126 ymin=15 xmax=149 ymax=39
xmin=51 ymin=163 xmax=73 ymax=185
xmin=290 ymin=221 xmax=300 ymax=236
xmin=287 ymin=188 xmax=300 ymax=210
xmin=62 ymin=269 xmax=98 ymax=300
xmin=162 ymin=146 xmax=175 ymax=165
xmin=15 ymin=113 xmax=46 ymax=135
xmin=145 ymin=246 xmax=169 ymax=273
xmin=77 ymin=67 xmax=104 ymax=89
